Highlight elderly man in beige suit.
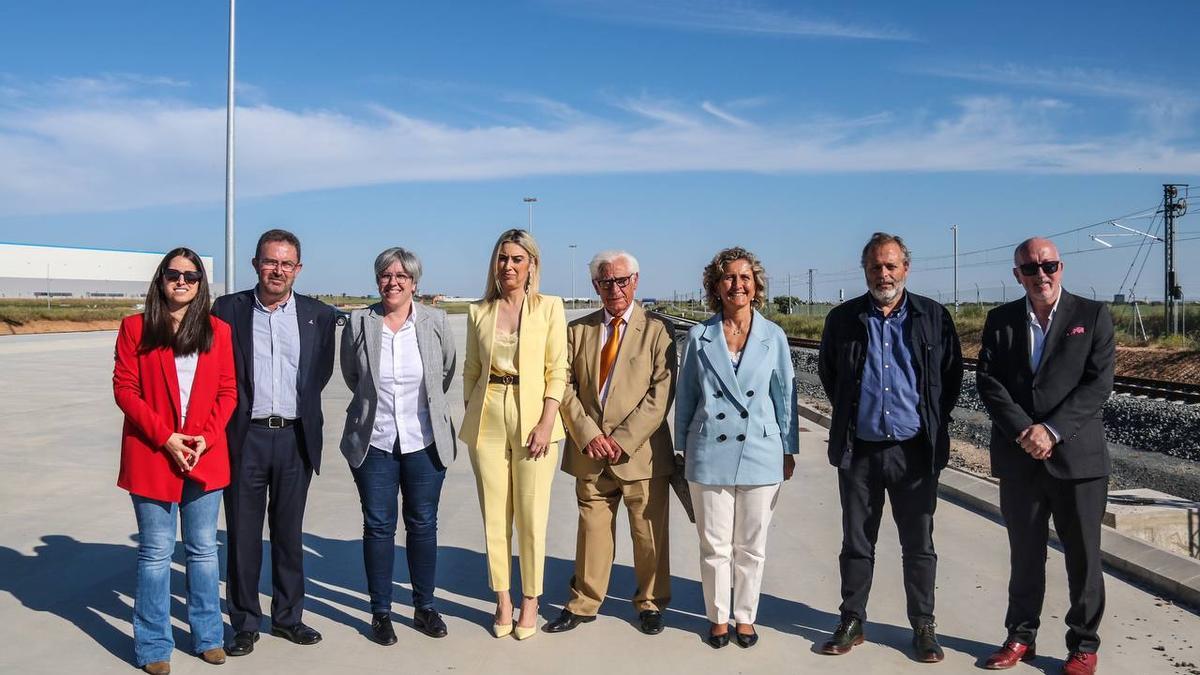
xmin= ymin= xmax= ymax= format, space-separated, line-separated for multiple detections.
xmin=546 ymin=249 xmax=677 ymax=636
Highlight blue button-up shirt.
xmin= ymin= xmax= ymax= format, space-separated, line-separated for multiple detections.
xmin=855 ymin=295 xmax=921 ymax=443
xmin=250 ymin=289 xmax=300 ymax=419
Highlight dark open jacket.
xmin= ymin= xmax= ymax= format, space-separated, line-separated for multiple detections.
xmin=818 ymin=291 xmax=963 ymax=473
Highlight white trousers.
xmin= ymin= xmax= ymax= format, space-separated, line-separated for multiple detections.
xmin=689 ymin=481 xmax=781 ymax=624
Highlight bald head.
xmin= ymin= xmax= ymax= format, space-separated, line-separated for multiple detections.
xmin=1012 ymin=236 xmax=1063 ymax=310
xmin=1014 ymin=237 xmax=1059 ymax=265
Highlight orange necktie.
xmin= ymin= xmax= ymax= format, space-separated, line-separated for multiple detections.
xmin=598 ymin=317 xmax=624 ymax=391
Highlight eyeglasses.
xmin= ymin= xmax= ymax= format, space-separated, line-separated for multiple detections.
xmin=256 ymin=258 xmax=299 ymax=273
xmin=1016 ymin=261 xmax=1061 ymax=276
xmin=163 ymin=269 xmax=203 ymax=284
xmin=595 ymin=275 xmax=635 ymax=290
xmin=378 ymin=273 xmax=413 ymax=284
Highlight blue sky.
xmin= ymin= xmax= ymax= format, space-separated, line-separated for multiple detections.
xmin=0 ymin=0 xmax=1197 ymax=302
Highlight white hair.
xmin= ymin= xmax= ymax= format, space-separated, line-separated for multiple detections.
xmin=588 ymin=249 xmax=640 ymax=279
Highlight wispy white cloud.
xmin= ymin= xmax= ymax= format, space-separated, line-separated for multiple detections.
xmin=1 ymin=77 xmax=1198 ymax=217
xmin=546 ymin=0 xmax=914 ymax=41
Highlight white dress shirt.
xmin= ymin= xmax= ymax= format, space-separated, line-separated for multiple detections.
xmin=599 ymin=303 xmax=636 ymax=406
xmin=1026 ymin=293 xmax=1062 ymax=443
xmin=175 ymin=352 xmax=199 ymax=425
xmin=370 ymin=314 xmax=434 ymax=454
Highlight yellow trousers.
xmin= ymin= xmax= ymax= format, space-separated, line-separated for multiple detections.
xmin=468 ymin=382 xmax=558 ymax=596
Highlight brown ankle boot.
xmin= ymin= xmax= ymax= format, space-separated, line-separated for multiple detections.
xmin=200 ymin=647 xmax=227 ymax=664
xmin=142 ymin=662 xmax=170 ymax=675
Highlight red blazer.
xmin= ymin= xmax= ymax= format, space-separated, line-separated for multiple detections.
xmin=113 ymin=313 xmax=238 ymax=502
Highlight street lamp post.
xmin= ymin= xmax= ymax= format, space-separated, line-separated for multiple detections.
xmin=224 ymin=0 xmax=237 ymax=295
xmin=523 ymin=197 xmax=537 ymax=233
xmin=568 ymin=243 xmax=577 ymax=309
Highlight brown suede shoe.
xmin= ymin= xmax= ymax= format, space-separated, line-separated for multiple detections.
xmin=201 ymin=647 xmax=227 ymax=664
xmin=142 ymin=662 xmax=170 ymax=675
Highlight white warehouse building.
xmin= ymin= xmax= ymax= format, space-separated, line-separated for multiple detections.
xmin=0 ymin=243 xmax=217 ymax=299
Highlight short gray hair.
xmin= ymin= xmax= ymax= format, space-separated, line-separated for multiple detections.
xmin=373 ymin=247 xmax=422 ymax=285
xmin=860 ymin=232 xmax=912 ymax=268
xmin=588 ymin=249 xmax=640 ymax=279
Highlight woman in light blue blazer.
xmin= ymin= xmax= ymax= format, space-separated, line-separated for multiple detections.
xmin=675 ymin=246 xmax=798 ymax=650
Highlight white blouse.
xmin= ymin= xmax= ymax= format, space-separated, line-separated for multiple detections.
xmin=370 ymin=316 xmax=434 ymax=454
xmin=175 ymin=351 xmax=199 ymax=425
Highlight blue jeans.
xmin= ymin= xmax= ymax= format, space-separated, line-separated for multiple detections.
xmin=351 ymin=444 xmax=446 ymax=613
xmin=130 ymin=481 xmax=223 ymax=666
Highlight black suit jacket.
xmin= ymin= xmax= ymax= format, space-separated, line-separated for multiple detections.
xmin=818 ymin=291 xmax=963 ymax=473
xmin=976 ymin=289 xmax=1114 ymax=480
xmin=211 ymin=289 xmax=337 ymax=474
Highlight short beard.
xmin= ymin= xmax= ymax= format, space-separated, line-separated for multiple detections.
xmin=869 ymin=281 xmax=904 ymax=306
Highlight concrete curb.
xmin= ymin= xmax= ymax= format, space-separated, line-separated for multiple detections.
xmin=795 ymin=400 xmax=1200 ymax=609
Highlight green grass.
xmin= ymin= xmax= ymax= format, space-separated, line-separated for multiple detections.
xmin=0 ymin=298 xmax=139 ymax=325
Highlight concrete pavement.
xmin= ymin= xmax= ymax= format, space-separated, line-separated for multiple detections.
xmin=1 ymin=312 xmax=1198 ymax=674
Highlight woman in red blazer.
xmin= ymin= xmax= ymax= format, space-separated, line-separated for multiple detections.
xmin=112 ymin=247 xmax=237 ymax=674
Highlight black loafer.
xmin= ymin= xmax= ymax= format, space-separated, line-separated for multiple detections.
xmin=544 ymin=609 xmax=596 ymax=633
xmin=226 ymin=631 xmax=258 ymax=657
xmin=413 ymin=608 xmax=448 ymax=638
xmin=370 ymin=613 xmax=397 ymax=645
xmin=638 ymin=610 xmax=665 ymax=635
xmin=271 ymin=622 xmax=322 ymax=645
xmin=707 ymin=624 xmax=730 ymax=649
xmin=735 ymin=627 xmax=759 ymax=648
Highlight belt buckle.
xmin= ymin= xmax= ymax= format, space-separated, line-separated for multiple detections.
xmin=268 ymin=416 xmax=284 ymax=429
xmin=501 ymin=375 xmax=514 ymax=385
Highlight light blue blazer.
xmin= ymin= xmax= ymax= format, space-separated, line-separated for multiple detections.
xmin=675 ymin=310 xmax=799 ymax=486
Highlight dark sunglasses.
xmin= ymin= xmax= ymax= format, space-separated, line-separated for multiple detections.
xmin=596 ymin=275 xmax=635 ymax=290
xmin=163 ymin=268 xmax=203 ymax=284
xmin=1017 ymin=261 xmax=1061 ymax=276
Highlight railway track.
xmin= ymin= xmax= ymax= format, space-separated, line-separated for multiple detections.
xmin=657 ymin=312 xmax=1200 ymax=405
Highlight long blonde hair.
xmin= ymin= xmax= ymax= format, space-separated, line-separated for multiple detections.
xmin=482 ymin=228 xmax=543 ymax=305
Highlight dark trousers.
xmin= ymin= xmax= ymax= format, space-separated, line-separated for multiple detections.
xmin=224 ymin=424 xmax=313 ymax=633
xmin=350 ymin=444 xmax=446 ymax=614
xmin=999 ymin=470 xmax=1107 ymax=653
xmin=837 ymin=438 xmax=939 ymax=626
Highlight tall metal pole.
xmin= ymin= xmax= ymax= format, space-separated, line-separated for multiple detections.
xmin=807 ymin=268 xmax=815 ymax=315
xmin=523 ymin=197 xmax=537 ymax=233
xmin=787 ymin=274 xmax=792 ymax=314
xmin=223 ymin=0 xmax=237 ymax=295
xmin=951 ymin=224 xmax=959 ymax=314
xmin=568 ymin=243 xmax=577 ymax=308
xmin=1163 ymin=184 xmax=1187 ymax=334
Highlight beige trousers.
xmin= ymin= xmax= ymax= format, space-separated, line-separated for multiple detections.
xmin=690 ymin=481 xmax=781 ymax=624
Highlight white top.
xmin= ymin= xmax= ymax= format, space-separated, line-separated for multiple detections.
xmin=370 ymin=314 xmax=434 ymax=454
xmin=729 ymin=349 xmax=743 ymax=370
xmin=175 ymin=352 xmax=199 ymax=425
xmin=599 ymin=304 xmax=636 ymax=406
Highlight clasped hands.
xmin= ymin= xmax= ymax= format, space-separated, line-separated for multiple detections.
xmin=163 ymin=432 xmax=208 ymax=472
xmin=584 ymin=434 xmax=626 ymax=463
xmin=1017 ymin=423 xmax=1055 ymax=460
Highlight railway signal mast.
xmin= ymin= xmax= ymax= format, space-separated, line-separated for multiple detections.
xmin=1163 ymin=184 xmax=1188 ymax=335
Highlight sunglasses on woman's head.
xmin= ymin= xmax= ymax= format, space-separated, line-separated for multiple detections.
xmin=1017 ymin=261 xmax=1060 ymax=276
xmin=164 ymin=269 xmax=203 ymax=284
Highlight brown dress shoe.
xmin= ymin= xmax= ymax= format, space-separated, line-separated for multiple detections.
xmin=1061 ymin=651 xmax=1098 ymax=675
xmin=142 ymin=662 xmax=170 ymax=675
xmin=201 ymin=647 xmax=227 ymax=664
xmin=984 ymin=640 xmax=1036 ymax=669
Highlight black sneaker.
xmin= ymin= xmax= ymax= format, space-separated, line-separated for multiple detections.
xmin=820 ymin=617 xmax=864 ymax=655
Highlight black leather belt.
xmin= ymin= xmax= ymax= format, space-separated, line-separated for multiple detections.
xmin=251 ymin=416 xmax=298 ymax=429
xmin=488 ymin=374 xmax=519 ymax=385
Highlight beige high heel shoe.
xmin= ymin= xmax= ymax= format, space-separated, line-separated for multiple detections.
xmin=493 ymin=621 xmax=514 ymax=638
xmin=513 ymin=623 xmax=537 ymax=640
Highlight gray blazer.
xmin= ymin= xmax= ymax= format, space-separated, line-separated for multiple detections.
xmin=339 ymin=302 xmax=458 ymax=469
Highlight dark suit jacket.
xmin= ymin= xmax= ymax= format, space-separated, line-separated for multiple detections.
xmin=212 ymin=289 xmax=337 ymax=473
xmin=818 ymin=291 xmax=963 ymax=473
xmin=976 ymin=289 xmax=1115 ymax=480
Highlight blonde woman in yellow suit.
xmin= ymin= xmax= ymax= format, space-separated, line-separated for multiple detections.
xmin=460 ymin=228 xmax=568 ymax=640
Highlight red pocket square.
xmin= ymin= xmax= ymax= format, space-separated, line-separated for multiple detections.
xmin=1067 ymin=325 xmax=1086 ymax=336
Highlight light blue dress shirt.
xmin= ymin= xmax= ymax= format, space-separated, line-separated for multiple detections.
xmin=250 ymin=289 xmax=300 ymax=419
xmin=1026 ymin=294 xmax=1062 ymax=443
xmin=854 ymin=296 xmax=921 ymax=443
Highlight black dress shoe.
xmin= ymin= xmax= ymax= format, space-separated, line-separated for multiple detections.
xmin=413 ymin=608 xmax=448 ymax=638
xmin=735 ymin=627 xmax=759 ymax=648
xmin=707 ymin=624 xmax=730 ymax=649
xmin=226 ymin=631 xmax=258 ymax=657
xmin=821 ymin=617 xmax=864 ymax=655
xmin=638 ymin=610 xmax=665 ymax=635
xmin=271 ymin=622 xmax=322 ymax=645
xmin=912 ymin=622 xmax=944 ymax=663
xmin=544 ymin=609 xmax=596 ymax=633
xmin=370 ymin=613 xmax=397 ymax=645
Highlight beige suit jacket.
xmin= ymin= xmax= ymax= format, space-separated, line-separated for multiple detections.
xmin=559 ymin=303 xmax=677 ymax=482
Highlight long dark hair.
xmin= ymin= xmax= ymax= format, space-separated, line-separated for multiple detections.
xmin=140 ymin=247 xmax=214 ymax=355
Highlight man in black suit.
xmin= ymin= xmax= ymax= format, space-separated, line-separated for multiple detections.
xmin=212 ymin=229 xmax=337 ymax=656
xmin=976 ymin=237 xmax=1114 ymax=675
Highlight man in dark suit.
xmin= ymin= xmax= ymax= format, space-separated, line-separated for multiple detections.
xmin=212 ymin=229 xmax=337 ymax=657
xmin=817 ymin=232 xmax=963 ymax=662
xmin=976 ymin=237 xmax=1114 ymax=675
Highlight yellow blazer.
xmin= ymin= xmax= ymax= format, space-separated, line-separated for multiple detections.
xmin=460 ymin=294 xmax=568 ymax=447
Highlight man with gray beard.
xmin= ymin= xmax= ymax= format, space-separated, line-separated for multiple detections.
xmin=817 ymin=232 xmax=962 ymax=662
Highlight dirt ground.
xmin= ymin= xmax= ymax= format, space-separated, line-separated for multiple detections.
xmin=961 ymin=340 xmax=1200 ymax=384
xmin=0 ymin=319 xmax=122 ymax=335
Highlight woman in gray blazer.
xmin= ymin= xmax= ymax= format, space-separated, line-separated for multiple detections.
xmin=339 ymin=247 xmax=458 ymax=644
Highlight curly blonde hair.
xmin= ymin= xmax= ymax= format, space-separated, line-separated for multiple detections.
xmin=702 ymin=246 xmax=767 ymax=312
